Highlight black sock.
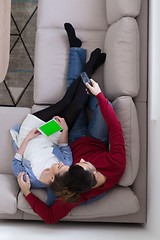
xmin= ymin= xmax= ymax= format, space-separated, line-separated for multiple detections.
xmin=64 ymin=23 xmax=82 ymax=47
xmin=92 ymin=53 xmax=106 ymax=74
xmin=82 ymin=48 xmax=101 ymax=78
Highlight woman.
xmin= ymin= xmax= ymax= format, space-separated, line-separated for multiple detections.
xmin=11 ymin=23 xmax=106 ymax=205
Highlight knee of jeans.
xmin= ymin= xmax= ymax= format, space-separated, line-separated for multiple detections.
xmin=67 ymin=79 xmax=74 ymax=89
xmin=87 ymin=130 xmax=109 ymax=144
xmin=69 ymin=131 xmax=87 ymax=145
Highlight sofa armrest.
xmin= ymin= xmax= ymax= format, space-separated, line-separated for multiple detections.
xmin=0 ymin=174 xmax=19 ymax=214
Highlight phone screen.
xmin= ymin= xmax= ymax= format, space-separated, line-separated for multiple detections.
xmin=38 ymin=119 xmax=62 ymax=136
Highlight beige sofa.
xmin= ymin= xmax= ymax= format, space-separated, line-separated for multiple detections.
xmin=0 ymin=0 xmax=148 ymax=223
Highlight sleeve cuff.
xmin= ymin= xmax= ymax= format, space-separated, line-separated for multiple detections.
xmin=58 ymin=143 xmax=68 ymax=148
xmin=96 ymin=92 xmax=108 ymax=104
xmin=14 ymin=153 xmax=22 ymax=161
xmin=25 ymin=192 xmax=36 ymax=202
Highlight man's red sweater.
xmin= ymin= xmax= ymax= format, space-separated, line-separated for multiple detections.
xmin=25 ymin=92 xmax=126 ymax=224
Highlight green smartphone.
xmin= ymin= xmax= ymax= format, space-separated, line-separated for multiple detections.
xmin=37 ymin=119 xmax=62 ymax=137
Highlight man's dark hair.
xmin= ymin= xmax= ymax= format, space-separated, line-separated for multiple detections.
xmin=68 ymin=165 xmax=97 ymax=193
xmin=49 ymin=164 xmax=97 ymax=204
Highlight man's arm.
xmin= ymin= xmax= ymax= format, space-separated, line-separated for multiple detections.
xmin=87 ymin=79 xmax=126 ymax=169
xmin=17 ymin=172 xmax=77 ymax=224
xmin=96 ymin=93 xmax=126 ymax=166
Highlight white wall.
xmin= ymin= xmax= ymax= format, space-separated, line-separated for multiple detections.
xmin=149 ymin=0 xmax=160 ymax=120
xmin=146 ymin=0 xmax=160 ymax=239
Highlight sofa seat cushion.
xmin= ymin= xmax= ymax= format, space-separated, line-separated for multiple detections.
xmin=67 ymin=186 xmax=139 ymax=220
xmin=112 ymin=96 xmax=140 ymax=186
xmin=34 ymin=28 xmax=106 ymax=105
xmin=18 ymin=186 xmax=139 ymax=219
xmin=0 ymin=107 xmax=31 ymax=174
xmin=18 ymin=189 xmax=47 ymax=216
xmin=104 ymin=17 xmax=140 ymax=101
xmin=0 ymin=174 xmax=19 ymax=214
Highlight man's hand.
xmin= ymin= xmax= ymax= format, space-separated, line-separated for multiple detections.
xmin=17 ymin=172 xmax=31 ymax=196
xmin=86 ymin=79 xmax=101 ymax=96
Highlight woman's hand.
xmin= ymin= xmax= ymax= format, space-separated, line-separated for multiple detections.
xmin=53 ymin=116 xmax=68 ymax=145
xmin=25 ymin=128 xmax=40 ymax=141
xmin=17 ymin=172 xmax=31 ymax=196
xmin=53 ymin=116 xmax=68 ymax=131
xmin=86 ymin=79 xmax=101 ymax=96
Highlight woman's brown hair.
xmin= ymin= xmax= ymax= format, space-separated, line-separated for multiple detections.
xmin=49 ymin=170 xmax=81 ymax=204
xmin=49 ymin=165 xmax=97 ymax=204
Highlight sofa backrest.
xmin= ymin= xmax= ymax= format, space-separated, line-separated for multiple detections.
xmin=34 ymin=0 xmax=141 ymax=104
xmin=34 ymin=0 xmax=108 ymax=104
xmin=33 ymin=0 xmax=143 ymax=188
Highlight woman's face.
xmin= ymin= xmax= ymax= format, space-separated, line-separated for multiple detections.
xmin=50 ymin=162 xmax=69 ymax=176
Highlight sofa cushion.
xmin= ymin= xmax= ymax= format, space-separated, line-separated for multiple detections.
xmin=0 ymin=107 xmax=31 ymax=174
xmin=34 ymin=28 xmax=106 ymax=105
xmin=104 ymin=17 xmax=140 ymax=101
xmin=18 ymin=186 xmax=139 ymax=219
xmin=112 ymin=96 xmax=140 ymax=186
xmin=37 ymin=0 xmax=107 ymax=30
xmin=18 ymin=189 xmax=47 ymax=216
xmin=68 ymin=186 xmax=139 ymax=219
xmin=0 ymin=174 xmax=19 ymax=214
xmin=106 ymin=0 xmax=141 ymax=25
xmin=34 ymin=0 xmax=108 ymax=105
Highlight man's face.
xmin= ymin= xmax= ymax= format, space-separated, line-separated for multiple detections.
xmin=76 ymin=159 xmax=97 ymax=173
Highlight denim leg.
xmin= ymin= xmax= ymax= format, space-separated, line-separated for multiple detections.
xmin=87 ymin=95 xmax=98 ymax=112
xmin=87 ymin=104 xmax=109 ymax=146
xmin=67 ymin=47 xmax=87 ymax=88
xmin=67 ymin=47 xmax=88 ymax=145
xmin=87 ymin=99 xmax=113 ymax=146
xmin=68 ymin=109 xmax=88 ymax=146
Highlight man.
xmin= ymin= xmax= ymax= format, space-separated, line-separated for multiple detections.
xmin=17 ymin=78 xmax=126 ymax=224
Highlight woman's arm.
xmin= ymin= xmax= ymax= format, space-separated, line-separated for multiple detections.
xmin=53 ymin=145 xmax=73 ymax=166
xmin=53 ymin=116 xmax=68 ymax=145
xmin=17 ymin=128 xmax=40 ymax=157
xmin=12 ymin=154 xmax=26 ymax=177
xmin=12 ymin=128 xmax=40 ymax=177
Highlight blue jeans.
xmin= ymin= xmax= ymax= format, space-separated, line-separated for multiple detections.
xmin=67 ymin=47 xmax=109 ymax=146
xmin=67 ymin=47 xmax=87 ymax=88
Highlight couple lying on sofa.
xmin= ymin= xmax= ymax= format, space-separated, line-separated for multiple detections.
xmin=11 ymin=23 xmax=126 ymax=224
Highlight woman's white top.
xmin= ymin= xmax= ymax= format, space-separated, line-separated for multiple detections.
xmin=16 ymin=114 xmax=61 ymax=180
